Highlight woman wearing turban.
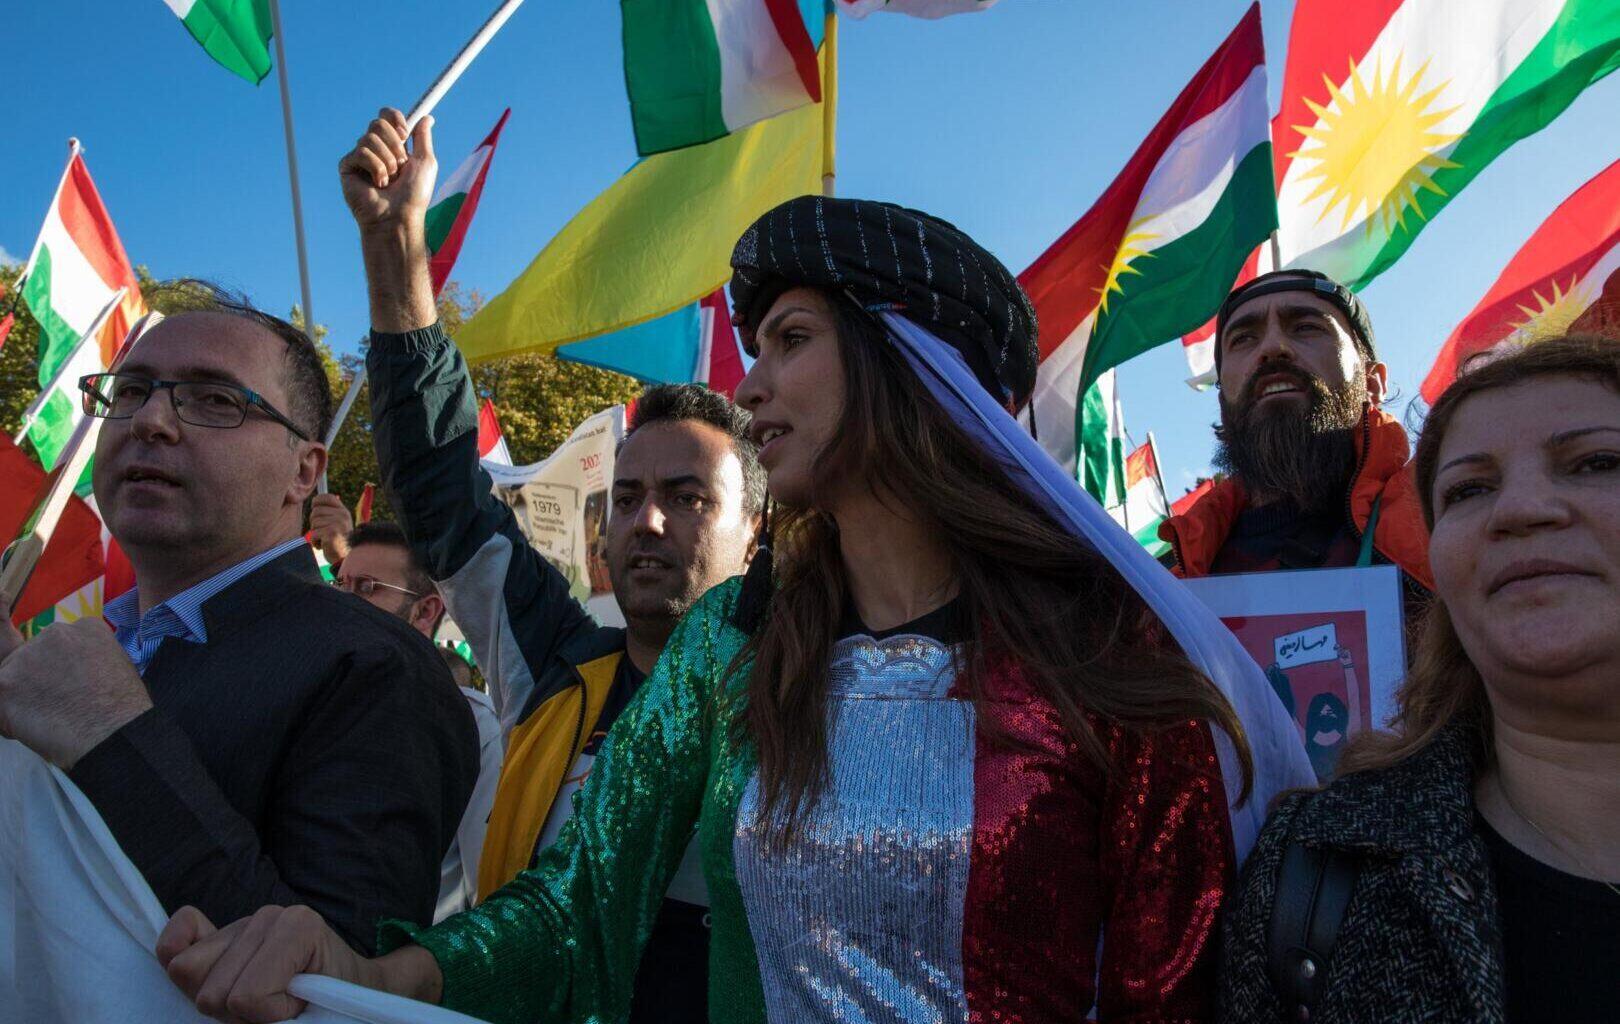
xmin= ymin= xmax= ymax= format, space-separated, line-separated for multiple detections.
xmin=163 ymin=197 xmax=1310 ymax=1024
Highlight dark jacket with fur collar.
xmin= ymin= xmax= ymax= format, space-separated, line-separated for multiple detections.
xmin=1220 ymin=725 xmax=1506 ymax=1023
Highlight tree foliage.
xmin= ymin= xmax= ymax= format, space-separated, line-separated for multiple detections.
xmin=0 ymin=266 xmax=640 ymax=528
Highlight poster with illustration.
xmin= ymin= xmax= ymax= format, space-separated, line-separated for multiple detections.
xmin=485 ymin=405 xmax=626 ymax=627
xmin=1181 ymin=566 xmax=1406 ymax=782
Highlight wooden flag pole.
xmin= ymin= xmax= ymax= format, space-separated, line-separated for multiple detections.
xmin=0 ymin=310 xmax=161 ymax=612
xmin=12 ymin=287 xmax=127 ymax=447
xmin=317 ymin=0 xmax=526 ymax=493
xmin=267 ymin=0 xmax=317 ymax=347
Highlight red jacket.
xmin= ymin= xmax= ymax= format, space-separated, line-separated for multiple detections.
xmin=1159 ymin=406 xmax=1435 ymax=592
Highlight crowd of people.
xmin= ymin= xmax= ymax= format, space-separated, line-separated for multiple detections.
xmin=0 ymin=106 xmax=1614 ymax=1024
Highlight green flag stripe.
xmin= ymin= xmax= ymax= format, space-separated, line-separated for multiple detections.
xmin=1078 ymin=377 xmax=1111 ymax=502
xmin=424 ymin=193 xmax=468 ymax=256
xmin=1358 ymin=1 xmax=1620 ymax=288
xmin=179 ymin=0 xmax=274 ymax=84
xmin=1082 ymin=143 xmax=1276 ymax=388
xmin=21 ymin=247 xmax=82 ymax=387
xmin=621 ymin=0 xmax=728 ymax=155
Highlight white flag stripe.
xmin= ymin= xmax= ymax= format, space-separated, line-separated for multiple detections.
xmin=431 ymin=145 xmax=493 ymax=206
xmin=1026 ymin=311 xmax=1094 ymax=474
xmin=707 ymin=0 xmax=812 ymax=131
xmin=1134 ymin=66 xmax=1270 ymax=252
xmin=162 ymin=0 xmax=196 ymax=18
xmin=1277 ymin=0 xmax=1563 ymax=267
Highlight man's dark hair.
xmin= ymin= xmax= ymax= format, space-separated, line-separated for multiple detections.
xmin=147 ymin=280 xmax=334 ymax=441
xmin=623 ymin=384 xmax=766 ymax=516
xmin=347 ymin=520 xmax=434 ymax=597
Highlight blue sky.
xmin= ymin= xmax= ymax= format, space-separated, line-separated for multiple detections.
xmin=5 ymin=1 xmax=1617 ymax=493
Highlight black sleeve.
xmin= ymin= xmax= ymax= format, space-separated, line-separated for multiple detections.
xmin=367 ymin=323 xmax=602 ymax=725
xmin=69 ymin=645 xmax=477 ymax=954
xmin=1217 ymin=792 xmax=1309 ymax=1024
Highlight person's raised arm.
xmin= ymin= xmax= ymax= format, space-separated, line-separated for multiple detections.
xmin=340 ymin=108 xmax=596 ymax=730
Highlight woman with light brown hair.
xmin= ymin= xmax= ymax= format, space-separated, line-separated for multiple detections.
xmin=1221 ymin=334 xmax=1620 ymax=1024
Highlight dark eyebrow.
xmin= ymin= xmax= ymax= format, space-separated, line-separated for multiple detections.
xmin=760 ymin=305 xmax=818 ymax=339
xmin=1222 ymin=310 xmax=1265 ymax=338
xmin=612 ymin=478 xmax=646 ymax=492
xmin=1436 ymin=452 xmax=1493 ymax=476
xmin=657 ymin=475 xmax=708 ymax=492
xmin=1549 ymin=426 xmax=1620 ymax=446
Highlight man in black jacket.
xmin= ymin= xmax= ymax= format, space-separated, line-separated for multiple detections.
xmin=0 ymin=290 xmax=478 ymax=955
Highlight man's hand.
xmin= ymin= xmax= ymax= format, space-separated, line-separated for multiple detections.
xmin=339 ymin=107 xmax=440 ymax=334
xmin=338 ymin=108 xmax=437 ymax=237
xmin=0 ymin=616 xmax=152 ymax=768
xmin=308 ymin=494 xmax=356 ymax=565
xmin=159 ymin=904 xmax=443 ymax=1022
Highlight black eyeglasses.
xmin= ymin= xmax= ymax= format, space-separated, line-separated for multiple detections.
xmin=79 ymin=372 xmax=311 ymax=441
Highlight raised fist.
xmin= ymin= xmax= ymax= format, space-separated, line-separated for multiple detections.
xmin=308 ymin=492 xmax=356 ymax=564
xmin=338 ymin=107 xmax=437 ymax=234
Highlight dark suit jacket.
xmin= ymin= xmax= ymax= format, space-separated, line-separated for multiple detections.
xmin=69 ymin=545 xmax=478 ymax=953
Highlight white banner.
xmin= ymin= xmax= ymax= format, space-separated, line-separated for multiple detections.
xmin=0 ymin=738 xmax=486 ymax=1023
xmin=484 ymin=405 xmax=625 ymax=628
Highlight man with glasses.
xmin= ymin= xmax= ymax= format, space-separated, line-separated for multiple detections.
xmin=331 ymin=518 xmax=504 ymax=920
xmin=0 ymin=287 xmax=479 ymax=955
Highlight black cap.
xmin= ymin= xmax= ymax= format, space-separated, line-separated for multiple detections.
xmin=1213 ymin=270 xmax=1376 ymax=373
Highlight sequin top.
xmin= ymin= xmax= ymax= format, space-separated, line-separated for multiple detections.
xmin=381 ymin=579 xmax=1234 ymax=1023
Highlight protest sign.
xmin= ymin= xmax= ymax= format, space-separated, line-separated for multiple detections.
xmin=1181 ymin=566 xmax=1406 ymax=783
xmin=483 ymin=405 xmax=625 ymax=627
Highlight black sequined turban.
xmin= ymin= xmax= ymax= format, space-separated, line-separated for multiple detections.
xmin=728 ymin=195 xmax=1039 ymax=412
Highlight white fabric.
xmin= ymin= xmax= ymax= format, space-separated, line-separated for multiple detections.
xmin=882 ymin=314 xmax=1314 ymax=860
xmin=0 ymin=739 xmax=487 ymax=1024
xmin=434 ymin=688 xmax=504 ymax=922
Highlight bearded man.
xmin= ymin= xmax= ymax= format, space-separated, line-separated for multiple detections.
xmin=1159 ymin=271 xmax=1433 ymax=599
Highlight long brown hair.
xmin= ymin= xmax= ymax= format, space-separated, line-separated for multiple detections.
xmin=736 ymin=293 xmax=1254 ymax=826
xmin=1338 ymin=333 xmax=1620 ymax=775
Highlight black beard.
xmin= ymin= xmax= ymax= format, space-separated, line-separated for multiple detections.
xmin=1213 ymin=365 xmax=1367 ymax=514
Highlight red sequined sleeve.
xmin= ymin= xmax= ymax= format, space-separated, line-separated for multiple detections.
xmin=1095 ymin=718 xmax=1235 ymax=1023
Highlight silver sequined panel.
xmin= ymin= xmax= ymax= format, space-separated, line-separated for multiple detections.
xmin=735 ymin=634 xmax=975 ymax=1024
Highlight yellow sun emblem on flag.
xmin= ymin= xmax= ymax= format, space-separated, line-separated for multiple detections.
xmin=1509 ymin=276 xmax=1593 ymax=341
xmin=1290 ymin=55 xmax=1463 ymax=235
xmin=1096 ymin=220 xmax=1159 ymax=315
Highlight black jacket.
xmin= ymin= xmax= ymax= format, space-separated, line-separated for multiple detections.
xmin=69 ymin=545 xmax=479 ymax=953
xmin=1220 ymin=724 xmax=1505 ymax=1023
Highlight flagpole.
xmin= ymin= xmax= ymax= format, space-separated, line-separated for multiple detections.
xmin=317 ymin=0 xmax=527 ymax=493
xmin=266 ymin=0 xmax=316 ymax=349
xmin=821 ymin=12 xmax=838 ymax=198
xmin=1146 ymin=430 xmax=1173 ymax=515
xmin=1267 ymin=228 xmax=1282 ymax=272
xmin=12 ymin=287 xmax=128 ymax=447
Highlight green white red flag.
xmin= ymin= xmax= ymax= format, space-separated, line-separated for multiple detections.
xmin=1 ymin=433 xmax=104 ymax=626
xmin=1020 ymin=3 xmax=1276 ymax=475
xmin=1108 ymin=436 xmax=1173 ymax=559
xmin=620 ymin=0 xmax=823 ymax=155
xmin=1273 ymin=0 xmax=1620 ymax=289
xmin=427 ymin=110 xmax=511 ymax=298
xmin=161 ymin=0 xmax=273 ymax=85
xmin=355 ymin=483 xmax=376 ymax=525
xmin=1423 ymin=155 xmax=1620 ymax=401
xmin=19 ymin=143 xmax=146 ymax=474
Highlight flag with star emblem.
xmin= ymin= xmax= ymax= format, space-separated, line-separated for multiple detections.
xmin=1273 ymin=0 xmax=1620 ymax=290
xmin=1019 ymin=4 xmax=1275 ymax=475
xmin=1423 ymin=155 xmax=1620 ymax=401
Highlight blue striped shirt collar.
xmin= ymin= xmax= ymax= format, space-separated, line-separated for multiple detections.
xmin=106 ymin=537 xmax=309 ymax=670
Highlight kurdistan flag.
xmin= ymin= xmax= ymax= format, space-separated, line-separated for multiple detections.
xmin=1078 ymin=369 xmax=1127 ymax=506
xmin=1020 ymin=3 xmax=1275 ymax=474
xmin=427 ymin=109 xmax=510 ymax=297
xmin=621 ymin=0 xmax=824 ymax=155
xmin=20 ymin=143 xmax=146 ymax=473
xmin=1274 ymin=0 xmax=1620 ymax=289
xmin=1108 ymin=437 xmax=1173 ymax=559
xmin=1423 ymin=155 xmax=1620 ymax=401
xmin=161 ymin=0 xmax=273 ymax=84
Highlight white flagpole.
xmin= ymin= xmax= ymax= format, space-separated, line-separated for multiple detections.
xmin=1146 ymin=430 xmax=1173 ymax=516
xmin=12 ymin=287 xmax=127 ymax=447
xmin=317 ymin=0 xmax=527 ymax=493
xmin=267 ymin=0 xmax=316 ymax=344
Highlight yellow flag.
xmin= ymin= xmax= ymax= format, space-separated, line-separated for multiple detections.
xmin=456 ymin=45 xmax=833 ymax=363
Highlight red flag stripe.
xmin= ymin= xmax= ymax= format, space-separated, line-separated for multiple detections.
xmin=429 ymin=109 xmax=511 ymax=297
xmin=1422 ymin=156 xmax=1620 ymax=401
xmin=764 ymin=0 xmax=823 ymax=104
xmin=702 ymin=289 xmax=746 ymax=397
xmin=1019 ymin=2 xmax=1266 ymax=358
xmin=477 ymin=399 xmax=506 ymax=458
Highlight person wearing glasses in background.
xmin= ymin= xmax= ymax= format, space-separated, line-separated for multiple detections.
xmin=327 ymin=515 xmax=505 ymax=922
xmin=0 ymin=285 xmax=479 ymax=961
